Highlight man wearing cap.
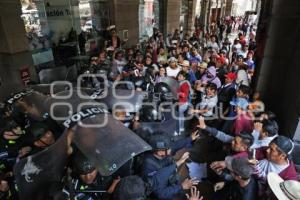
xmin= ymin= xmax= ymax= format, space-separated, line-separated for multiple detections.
xmin=195 ymin=62 xmax=207 ymax=80
xmin=255 ymin=136 xmax=298 ymax=181
xmin=214 ymin=157 xmax=258 ymax=200
xmin=18 ymin=122 xmax=57 ymax=158
xmin=0 ymin=118 xmax=30 ymax=171
xmin=215 ymin=55 xmax=228 ymax=84
xmin=218 ymin=72 xmax=237 ymax=114
xmin=180 ymin=60 xmax=190 ymax=74
xmin=230 ymin=97 xmax=253 ymax=135
xmin=166 ymin=57 xmax=180 ymax=78
xmin=267 ymin=172 xmax=300 ymax=200
xmin=141 ymin=133 xmax=199 ymax=200
xmin=64 ymin=150 xmax=118 ymax=200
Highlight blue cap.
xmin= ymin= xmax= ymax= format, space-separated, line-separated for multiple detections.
xmin=230 ymin=98 xmax=249 ymax=110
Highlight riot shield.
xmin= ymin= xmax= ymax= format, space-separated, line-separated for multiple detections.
xmin=12 ymin=91 xmax=50 ymax=121
xmin=13 ymin=131 xmax=69 ymax=200
xmin=72 ymin=114 xmax=152 ymax=176
xmin=28 ymin=83 xmax=70 ymax=95
xmin=72 ymin=87 xmax=146 ymax=113
xmin=45 ymin=89 xmax=101 ymax=126
xmin=99 ymin=89 xmax=147 ymax=113
xmin=47 ymin=89 xmax=151 ymax=176
xmin=6 ymin=90 xmax=33 ymax=105
xmin=38 ymin=66 xmax=67 ymax=84
xmin=135 ymin=118 xmax=181 ymax=142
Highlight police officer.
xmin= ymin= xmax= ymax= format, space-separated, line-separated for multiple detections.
xmin=14 ymin=95 xmax=63 ymax=137
xmin=18 ymin=122 xmax=56 ymax=158
xmin=0 ymin=118 xmax=31 ymax=171
xmin=0 ymin=171 xmax=15 ymax=200
xmin=0 ymin=118 xmax=24 ymax=200
xmin=141 ymin=133 xmax=199 ymax=200
xmin=152 ymin=82 xmax=174 ymax=104
xmin=65 ymin=150 xmax=119 ymax=200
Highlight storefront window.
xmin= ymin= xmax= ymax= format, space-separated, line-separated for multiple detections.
xmin=139 ymin=0 xmax=160 ymax=41
xmin=20 ymin=0 xmax=111 ymax=68
xmin=20 ymin=0 xmax=54 ymax=68
xmin=79 ymin=0 xmax=110 ymax=33
xmin=78 ymin=0 xmax=110 ymax=54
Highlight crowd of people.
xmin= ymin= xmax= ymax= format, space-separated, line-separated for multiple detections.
xmin=1 ymin=15 xmax=300 ymax=200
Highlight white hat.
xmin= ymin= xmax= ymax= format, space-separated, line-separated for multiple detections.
xmin=168 ymin=57 xmax=177 ymax=63
xmin=180 ymin=60 xmax=190 ymax=67
xmin=267 ymin=172 xmax=300 ymax=200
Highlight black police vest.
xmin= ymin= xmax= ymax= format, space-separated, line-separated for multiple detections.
xmin=144 ymin=155 xmax=179 ymax=186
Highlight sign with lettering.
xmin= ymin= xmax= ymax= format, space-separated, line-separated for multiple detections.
xmin=19 ymin=67 xmax=31 ymax=86
xmin=46 ymin=6 xmax=72 ymax=18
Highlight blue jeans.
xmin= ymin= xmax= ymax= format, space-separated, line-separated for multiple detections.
xmin=179 ymin=102 xmax=189 ymax=132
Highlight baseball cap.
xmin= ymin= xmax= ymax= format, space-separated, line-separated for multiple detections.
xmin=225 ymin=156 xmax=253 ymax=179
xmin=267 ymin=172 xmax=300 ymax=200
xmin=271 ymin=135 xmax=295 ymax=155
xmin=225 ymin=72 xmax=237 ymax=80
xmin=113 ymin=176 xmax=146 ymax=200
xmin=230 ymin=98 xmax=249 ymax=110
xmin=216 ymin=56 xmax=226 ymax=65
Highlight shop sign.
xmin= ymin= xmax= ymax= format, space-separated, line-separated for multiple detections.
xmin=20 ymin=67 xmax=31 ymax=86
xmin=46 ymin=6 xmax=72 ymax=18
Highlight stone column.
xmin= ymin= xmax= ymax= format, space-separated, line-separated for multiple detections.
xmin=0 ymin=0 xmax=36 ymax=100
xmin=199 ymin=0 xmax=208 ymax=29
xmin=224 ymin=0 xmax=233 ymax=16
xmin=166 ymin=0 xmax=181 ymax=34
xmin=255 ymin=0 xmax=300 ymax=137
xmin=186 ymin=0 xmax=198 ymax=32
xmin=110 ymin=0 xmax=140 ymax=46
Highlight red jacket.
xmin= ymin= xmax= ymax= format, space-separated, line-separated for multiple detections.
xmin=279 ymin=161 xmax=299 ymax=181
xmin=178 ymin=81 xmax=190 ymax=104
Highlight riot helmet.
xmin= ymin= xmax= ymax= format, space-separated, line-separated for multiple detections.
xmin=113 ymin=175 xmax=146 ymax=200
xmin=28 ymin=122 xmax=55 ymax=147
xmin=138 ymin=105 xmax=164 ymax=122
xmin=148 ymin=132 xmax=171 ymax=151
xmin=72 ymin=150 xmax=96 ymax=175
xmin=153 ymin=82 xmax=173 ymax=102
xmin=0 ymin=117 xmax=23 ymax=140
xmin=28 ymin=122 xmax=49 ymax=141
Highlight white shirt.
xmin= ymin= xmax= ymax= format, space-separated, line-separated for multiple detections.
xmin=198 ymin=94 xmax=218 ymax=117
xmin=250 ymin=130 xmax=278 ymax=149
xmin=166 ymin=66 xmax=181 ymax=78
xmin=256 ymin=159 xmax=289 ymax=180
xmin=236 ymin=69 xmax=249 ymax=86
xmin=207 ymin=41 xmax=219 ymax=52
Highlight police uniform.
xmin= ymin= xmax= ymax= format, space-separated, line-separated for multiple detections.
xmin=65 ymin=174 xmax=113 ymax=200
xmin=64 ymin=150 xmax=113 ymax=200
xmin=141 ymin=134 xmax=184 ymax=200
